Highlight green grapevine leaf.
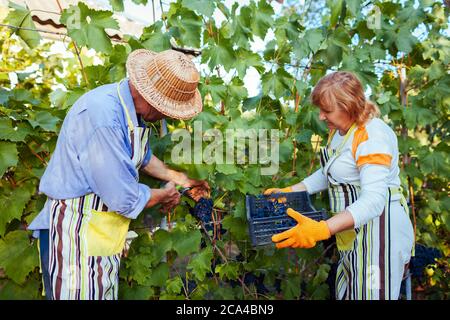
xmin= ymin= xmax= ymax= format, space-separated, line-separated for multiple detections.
xmin=110 ymin=0 xmax=124 ymax=12
xmin=165 ymin=276 xmax=183 ymax=294
xmin=250 ymin=0 xmax=274 ymax=39
xmin=60 ymin=3 xmax=119 ymax=53
xmin=6 ymin=3 xmax=41 ymax=48
xmin=187 ymin=246 xmax=213 ymax=281
xmin=0 ymin=141 xmax=18 ymax=177
xmin=146 ymin=262 xmax=169 ymax=287
xmin=182 ymin=0 xmax=216 ymax=17
xmin=215 ymin=262 xmax=240 ymax=280
xmin=0 ymin=230 xmax=39 ymax=284
xmin=27 ymin=111 xmax=61 ymax=132
xmin=329 ymin=0 xmax=343 ymax=28
xmin=0 ymin=277 xmax=41 ymax=300
xmin=0 ymin=118 xmax=32 ymax=142
xmin=141 ymin=21 xmax=172 ymax=52
xmin=171 ymin=228 xmax=202 ymax=258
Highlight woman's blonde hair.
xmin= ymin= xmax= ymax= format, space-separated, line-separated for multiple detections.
xmin=311 ymin=71 xmax=380 ymax=126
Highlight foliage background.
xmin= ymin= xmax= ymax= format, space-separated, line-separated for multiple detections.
xmin=0 ymin=0 xmax=448 ymax=299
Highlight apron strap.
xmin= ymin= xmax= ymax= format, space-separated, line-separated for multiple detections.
xmin=117 ymin=79 xmax=135 ymax=132
xmin=389 ymin=186 xmax=415 ymax=256
xmin=327 ymin=123 xmax=357 ymax=156
xmin=389 ymin=186 xmax=409 ymax=213
xmin=322 ymin=124 xmax=357 ymax=178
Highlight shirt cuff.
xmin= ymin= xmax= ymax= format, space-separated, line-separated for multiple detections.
xmin=124 ymin=183 xmax=151 ymax=219
xmin=345 ymin=206 xmax=361 ymax=229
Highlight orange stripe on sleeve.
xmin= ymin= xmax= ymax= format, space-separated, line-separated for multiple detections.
xmin=356 ymin=153 xmax=392 ymax=167
xmin=352 ymin=126 xmax=368 ymax=159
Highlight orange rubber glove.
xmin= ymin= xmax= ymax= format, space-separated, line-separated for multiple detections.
xmin=272 ymin=208 xmax=331 ymax=249
xmin=263 ymin=186 xmax=292 ymax=195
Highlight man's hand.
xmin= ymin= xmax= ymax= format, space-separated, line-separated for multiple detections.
xmin=146 ymin=182 xmax=181 ymax=212
xmin=141 ymin=155 xmax=210 ymax=201
xmin=173 ymin=172 xmax=209 ymax=190
xmin=175 ymin=173 xmax=210 ymax=201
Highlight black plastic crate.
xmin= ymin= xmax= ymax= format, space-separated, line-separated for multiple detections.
xmin=246 ymin=191 xmax=328 ymax=247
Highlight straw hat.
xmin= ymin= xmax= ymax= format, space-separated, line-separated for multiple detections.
xmin=126 ymin=49 xmax=203 ymax=120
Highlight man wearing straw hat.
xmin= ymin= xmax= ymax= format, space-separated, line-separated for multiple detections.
xmin=28 ymin=49 xmax=209 ymax=300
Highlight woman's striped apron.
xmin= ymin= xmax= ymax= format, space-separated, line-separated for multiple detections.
xmin=47 ymin=80 xmax=150 ymax=300
xmin=321 ymin=125 xmax=411 ymax=300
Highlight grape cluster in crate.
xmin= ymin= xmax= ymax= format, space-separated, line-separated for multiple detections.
xmin=246 ymin=191 xmax=328 ymax=246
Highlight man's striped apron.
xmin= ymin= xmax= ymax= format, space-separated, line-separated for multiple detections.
xmin=46 ymin=80 xmax=150 ymax=300
xmin=321 ymin=125 xmax=412 ymax=300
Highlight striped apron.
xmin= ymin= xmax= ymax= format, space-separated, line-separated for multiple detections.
xmin=321 ymin=125 xmax=412 ymax=300
xmin=47 ymin=80 xmax=150 ymax=300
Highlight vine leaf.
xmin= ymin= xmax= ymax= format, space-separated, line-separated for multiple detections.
xmin=346 ymin=0 xmax=362 ymax=18
xmin=132 ymin=0 xmax=148 ymax=5
xmin=151 ymin=229 xmax=173 ymax=264
xmin=0 ymin=230 xmax=39 ymax=284
xmin=0 ymin=277 xmax=41 ymax=300
xmin=140 ymin=21 xmax=172 ymax=52
xmin=281 ymin=274 xmax=301 ymax=299
xmin=0 ymin=119 xmax=32 ymax=142
xmin=250 ymin=0 xmax=274 ymax=39
xmin=182 ymin=0 xmax=217 ymax=17
xmin=421 ymin=151 xmax=449 ymax=176
xmin=27 ymin=111 xmax=61 ymax=133
xmin=199 ymin=77 xmax=227 ymax=107
xmin=109 ymin=0 xmax=124 ymax=12
xmin=221 ymin=216 xmax=248 ymax=240
xmin=119 ymin=283 xmax=154 ymax=300
xmin=234 ymin=49 xmax=264 ymax=80
xmin=215 ymin=262 xmax=240 ymax=280
xmin=329 ymin=0 xmax=343 ymax=28
xmin=0 ymin=141 xmax=18 ymax=177
xmin=396 ymin=26 xmax=418 ymax=54
xmin=261 ymin=69 xmax=293 ymax=99
xmin=167 ymin=3 xmax=202 ymax=48
xmin=171 ymin=228 xmax=202 ymax=258
xmin=146 ymin=262 xmax=169 ymax=287
xmin=165 ymin=276 xmax=183 ymax=294
xmin=6 ymin=3 xmax=41 ymax=48
xmin=216 ymin=164 xmax=238 ymax=175
xmin=0 ymin=182 xmax=36 ymax=237
xmin=60 ymin=2 xmax=119 ymax=54
xmin=304 ymin=28 xmax=325 ymax=54
xmin=202 ymin=39 xmax=235 ymax=72
xmin=187 ymin=246 xmax=213 ymax=281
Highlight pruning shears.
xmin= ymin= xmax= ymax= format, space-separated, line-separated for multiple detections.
xmin=177 ymin=186 xmax=192 ymax=196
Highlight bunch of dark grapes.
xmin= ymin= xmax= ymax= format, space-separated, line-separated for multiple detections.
xmin=410 ymin=244 xmax=442 ymax=279
xmin=190 ymin=197 xmax=214 ymax=231
xmin=266 ymin=200 xmax=288 ymax=216
xmin=253 ymin=195 xmax=288 ymax=218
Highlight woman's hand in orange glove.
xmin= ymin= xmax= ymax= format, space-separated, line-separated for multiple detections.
xmin=263 ymin=186 xmax=292 ymax=195
xmin=272 ymin=208 xmax=331 ymax=249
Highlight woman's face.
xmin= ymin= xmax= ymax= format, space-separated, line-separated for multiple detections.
xmin=318 ymin=104 xmax=353 ymax=133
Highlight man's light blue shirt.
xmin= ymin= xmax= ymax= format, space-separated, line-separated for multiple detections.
xmin=29 ymin=79 xmax=152 ymax=232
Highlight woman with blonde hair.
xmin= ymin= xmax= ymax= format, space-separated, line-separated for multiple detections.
xmin=265 ymin=71 xmax=414 ymax=300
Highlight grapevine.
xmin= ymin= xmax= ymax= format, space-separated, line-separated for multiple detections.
xmin=0 ymin=0 xmax=448 ymax=300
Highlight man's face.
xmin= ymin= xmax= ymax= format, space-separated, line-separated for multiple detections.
xmin=130 ymin=82 xmax=167 ymax=122
xmin=141 ymin=102 xmax=166 ymax=122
